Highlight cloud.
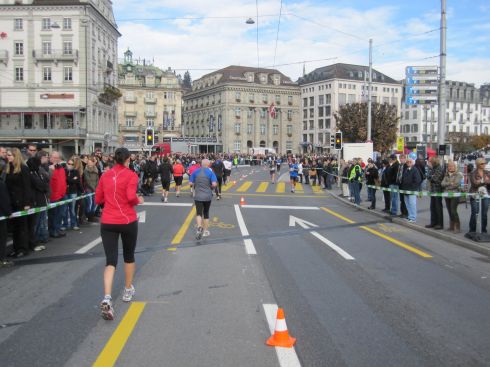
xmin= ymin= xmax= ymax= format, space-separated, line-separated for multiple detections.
xmin=114 ymin=0 xmax=489 ymax=86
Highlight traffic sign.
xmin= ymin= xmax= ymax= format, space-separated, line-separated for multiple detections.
xmin=405 ymin=65 xmax=439 ymax=106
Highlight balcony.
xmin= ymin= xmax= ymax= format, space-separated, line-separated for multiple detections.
xmin=144 ymin=97 xmax=157 ymax=104
xmin=0 ymin=128 xmax=87 ymax=138
xmin=145 ymin=111 xmax=157 ymax=118
xmin=119 ymin=125 xmax=141 ymax=132
xmin=124 ymin=111 xmax=137 ymax=117
xmin=0 ymin=50 xmax=8 ymax=65
xmin=124 ymin=96 xmax=137 ymax=103
xmin=32 ymin=49 xmax=79 ymax=65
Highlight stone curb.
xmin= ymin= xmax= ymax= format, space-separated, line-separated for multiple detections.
xmin=326 ymin=190 xmax=490 ymax=257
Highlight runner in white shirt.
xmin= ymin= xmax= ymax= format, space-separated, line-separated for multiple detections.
xmin=223 ymin=158 xmax=232 ymax=184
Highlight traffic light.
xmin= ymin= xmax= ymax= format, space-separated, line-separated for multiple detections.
xmin=335 ymin=132 xmax=343 ymax=150
xmin=145 ymin=128 xmax=154 ymax=146
xmin=330 ymin=134 xmax=335 ymax=149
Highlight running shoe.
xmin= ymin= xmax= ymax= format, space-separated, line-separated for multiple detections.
xmin=196 ymin=226 xmax=204 ymax=240
xmin=164 ymin=197 xmax=168 ymax=203
xmin=100 ymin=296 xmax=114 ymax=320
xmin=203 ymin=230 xmax=210 ymax=237
xmin=122 ymin=285 xmax=135 ymax=302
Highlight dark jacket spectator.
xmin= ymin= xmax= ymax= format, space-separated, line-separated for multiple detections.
xmin=84 ymin=165 xmax=99 ymax=192
xmin=386 ymin=159 xmax=400 ymax=185
xmin=401 ymin=165 xmax=423 ymax=191
xmin=27 ymin=156 xmax=50 ymax=208
xmin=427 ymin=159 xmax=445 ymax=193
xmin=0 ymin=179 xmax=12 ymax=218
xmin=365 ymin=165 xmax=379 ymax=185
xmin=6 ymin=162 xmax=33 ymax=211
xmin=66 ymin=166 xmax=83 ymax=195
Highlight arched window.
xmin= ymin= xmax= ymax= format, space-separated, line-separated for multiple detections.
xmin=260 ymin=140 xmax=266 ymax=147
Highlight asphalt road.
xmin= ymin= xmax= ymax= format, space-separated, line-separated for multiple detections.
xmin=0 ymin=165 xmax=489 ymax=367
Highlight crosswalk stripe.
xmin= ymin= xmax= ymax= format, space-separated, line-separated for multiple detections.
xmin=312 ymin=185 xmax=322 ymax=194
xmin=296 ymin=183 xmax=304 ymax=192
xmin=237 ymin=181 xmax=253 ymax=192
xmin=221 ymin=181 xmax=235 ymax=192
xmin=276 ymin=182 xmax=286 ymax=193
xmin=256 ymin=182 xmax=269 ymax=193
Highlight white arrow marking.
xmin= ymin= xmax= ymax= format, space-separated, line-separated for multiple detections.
xmin=138 ymin=211 xmax=146 ymax=223
xmin=289 ymin=215 xmax=319 ymax=229
xmin=289 ymin=215 xmax=355 ymax=260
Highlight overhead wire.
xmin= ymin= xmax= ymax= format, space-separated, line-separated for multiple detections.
xmin=272 ymin=0 xmax=283 ymax=68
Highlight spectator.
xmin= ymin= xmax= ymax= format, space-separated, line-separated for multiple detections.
xmin=381 ymin=159 xmax=391 ymax=213
xmin=386 ymin=154 xmax=400 ymax=216
xmin=84 ymin=156 xmax=99 ymax=222
xmin=48 ymin=151 xmax=67 ymax=238
xmin=26 ymin=144 xmax=38 ymax=159
xmin=5 ymin=148 xmax=33 ymax=258
xmin=0 ymin=146 xmax=7 ymax=182
xmin=441 ymin=160 xmax=464 ymax=233
xmin=0 ymin=177 xmax=13 ymax=266
xmin=401 ymin=156 xmax=423 ymax=223
xmin=73 ymin=156 xmax=87 ymax=226
xmin=66 ymin=156 xmax=83 ymax=230
xmin=365 ymin=160 xmax=379 ymax=210
xmin=349 ymin=158 xmax=362 ymax=205
xmin=396 ymin=154 xmax=408 ymax=218
xmin=468 ymin=157 xmax=489 ymax=233
xmin=426 ymin=156 xmax=445 ymax=230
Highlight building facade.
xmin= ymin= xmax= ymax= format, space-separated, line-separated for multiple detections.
xmin=183 ymin=65 xmax=301 ymax=155
xmin=0 ymin=0 xmax=120 ymax=156
xmin=298 ymin=63 xmax=402 ymax=154
xmin=400 ymin=80 xmax=489 ymax=147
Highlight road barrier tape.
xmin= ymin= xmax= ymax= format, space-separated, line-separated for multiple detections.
xmin=0 ymin=192 xmax=95 ymax=222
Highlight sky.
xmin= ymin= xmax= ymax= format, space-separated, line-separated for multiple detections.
xmin=113 ymin=0 xmax=490 ymax=86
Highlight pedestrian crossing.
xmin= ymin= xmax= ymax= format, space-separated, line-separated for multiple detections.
xmin=159 ymin=179 xmax=328 ymax=195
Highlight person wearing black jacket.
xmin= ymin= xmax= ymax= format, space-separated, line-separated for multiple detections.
xmin=0 ymin=179 xmax=13 ymax=266
xmin=5 ymin=148 xmax=33 ymax=258
xmin=66 ymin=157 xmax=83 ymax=230
xmin=396 ymin=154 xmax=408 ymax=218
xmin=365 ymin=161 xmax=379 ymax=209
xmin=27 ymin=155 xmax=50 ymax=251
xmin=380 ymin=159 xmax=391 ymax=212
xmin=401 ymin=157 xmax=423 ymax=223
xmin=158 ymin=157 xmax=173 ymax=203
xmin=211 ymin=158 xmax=225 ymax=200
xmin=386 ymin=154 xmax=400 ymax=216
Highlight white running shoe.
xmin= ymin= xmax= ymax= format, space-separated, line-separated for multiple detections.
xmin=122 ymin=285 xmax=135 ymax=302
xmin=164 ymin=197 xmax=168 ymax=203
xmin=203 ymin=230 xmax=210 ymax=237
xmin=196 ymin=226 xmax=204 ymax=240
xmin=100 ymin=296 xmax=114 ymax=320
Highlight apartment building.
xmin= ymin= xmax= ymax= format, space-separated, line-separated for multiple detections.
xmin=183 ymin=65 xmax=301 ymax=154
xmin=117 ymin=49 xmax=183 ymax=152
xmin=0 ymin=0 xmax=120 ymax=156
xmin=298 ymin=63 xmax=402 ymax=154
xmin=400 ymin=80 xmax=489 ymax=146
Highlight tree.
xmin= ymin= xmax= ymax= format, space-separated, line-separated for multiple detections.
xmin=334 ymin=102 xmax=399 ymax=153
xmin=470 ymin=134 xmax=490 ymax=150
xmin=183 ymin=71 xmax=192 ymax=90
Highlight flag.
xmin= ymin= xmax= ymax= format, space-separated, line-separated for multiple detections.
xmin=268 ymin=103 xmax=276 ymax=119
xmin=209 ymin=114 xmax=214 ymax=132
xmin=217 ymin=114 xmax=222 ymax=132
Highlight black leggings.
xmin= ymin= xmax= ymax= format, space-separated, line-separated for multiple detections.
xmin=101 ymin=221 xmax=138 ymax=267
xmin=195 ymin=201 xmax=211 ymax=219
xmin=215 ymin=176 xmax=223 ymax=195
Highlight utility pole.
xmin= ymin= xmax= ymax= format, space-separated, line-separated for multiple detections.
xmin=367 ymin=38 xmax=373 ymax=142
xmin=437 ymin=0 xmax=447 ymax=148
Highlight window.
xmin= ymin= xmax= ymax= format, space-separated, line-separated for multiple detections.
xmin=64 ymin=66 xmax=73 ymax=81
xmin=405 ymin=111 xmax=410 ymax=120
xmin=309 ymin=108 xmax=314 ymax=118
xmin=126 ymin=118 xmax=134 ymax=127
xmin=383 ymin=97 xmax=389 ymax=104
xmin=247 ymin=74 xmax=254 ymax=82
xmin=325 ymin=106 xmax=331 ymax=116
xmin=249 ymin=93 xmax=255 ymax=102
xmin=234 ymin=123 xmax=241 ymax=133
xmin=260 ymin=124 xmax=266 ymax=135
xmin=287 ymin=125 xmax=292 ymax=135
xmin=260 ymin=109 xmax=267 ymax=119
xmin=303 ymin=134 xmax=308 ymax=142
xmin=273 ymin=125 xmax=278 ymax=135
xmin=235 ymin=107 xmax=241 ymax=118
xmin=309 ymin=120 xmax=314 ymax=129
xmin=318 ymin=133 xmax=323 ymax=143
xmin=15 ymin=42 xmax=23 ymax=56
xmin=303 ymin=98 xmax=308 ymax=107
xmin=287 ymin=110 xmax=292 ymax=120
xmin=262 ymin=93 xmax=268 ymax=103
xmin=63 ymin=18 xmax=72 ymax=30
xmin=412 ymin=124 xmax=418 ymax=133
xmin=14 ymin=19 xmax=23 ymax=31
xmin=318 ymin=107 xmax=324 ymax=117
xmin=235 ymin=91 xmax=241 ymax=101
xmin=15 ymin=67 xmax=24 ymax=81
xmin=325 ymin=118 xmax=331 ymax=129
xmin=288 ymin=95 xmax=293 ymax=105
xmin=310 ymin=96 xmax=314 ymax=106
xmin=348 ymin=94 xmax=356 ymax=103
xmin=234 ymin=140 xmax=241 ymax=151
xmin=338 ymin=93 xmax=346 ymax=106
xmin=42 ymin=41 xmax=52 ymax=55
xmin=325 ymin=94 xmax=331 ymax=104
xmin=260 ymin=74 xmax=267 ymax=83
xmin=247 ymin=109 xmax=253 ymax=119
xmin=318 ymin=119 xmax=323 ymax=129
xmin=146 ymin=119 xmax=155 ymax=127
xmin=303 ymin=109 xmax=308 ymax=119
xmin=309 ymin=134 xmax=314 ymax=143
xmin=42 ymin=18 xmax=51 ymax=30
xmin=391 ymin=97 xmax=397 ymax=106
xmin=63 ymin=41 xmax=73 ymax=55
xmin=43 ymin=66 xmax=52 ymax=81
xmin=412 ymin=110 xmax=417 ymax=119
xmin=247 ymin=124 xmax=253 ymax=134
xmin=319 ymin=95 xmax=324 ymax=105
xmin=275 ymin=95 xmax=281 ymax=104
xmin=303 ymin=121 xmax=307 ymax=130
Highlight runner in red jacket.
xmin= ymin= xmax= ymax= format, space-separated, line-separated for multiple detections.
xmin=95 ymin=147 xmax=144 ymax=320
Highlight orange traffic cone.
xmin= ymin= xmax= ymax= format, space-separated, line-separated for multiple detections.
xmin=266 ymin=308 xmax=296 ymax=348
xmin=240 ymin=196 xmax=246 ymax=205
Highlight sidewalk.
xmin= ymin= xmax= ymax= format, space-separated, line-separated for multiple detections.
xmin=325 ymin=184 xmax=490 ymax=257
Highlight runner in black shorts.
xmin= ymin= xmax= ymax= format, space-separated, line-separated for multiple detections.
xmin=158 ymin=156 xmax=173 ymax=203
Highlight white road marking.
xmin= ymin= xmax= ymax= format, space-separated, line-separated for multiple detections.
xmin=75 ymin=237 xmax=102 ymax=254
xmin=141 ymin=202 xmax=193 ymax=207
xmin=288 ymin=216 xmax=319 ymax=229
xmin=234 ymin=204 xmax=257 ymax=255
xmin=263 ymin=304 xmax=302 ymax=367
xmin=243 ymin=205 xmax=319 ymax=210
xmin=138 ymin=211 xmax=146 ymax=223
xmin=289 ymin=215 xmax=355 ymax=261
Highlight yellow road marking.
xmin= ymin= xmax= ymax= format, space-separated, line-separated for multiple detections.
xmin=93 ymin=302 xmax=146 ymax=367
xmin=320 ymin=207 xmax=432 ymax=258
xmin=296 ymin=183 xmax=304 ymax=192
xmin=180 ymin=184 xmax=191 ymax=191
xmin=171 ymin=206 xmax=196 ymax=245
xmin=222 ymin=192 xmax=327 ymax=198
xmin=312 ymin=185 xmax=322 ymax=194
xmin=256 ymin=182 xmax=269 ymax=193
xmin=221 ymin=181 xmax=235 ymax=192
xmin=237 ymin=181 xmax=253 ymax=192
xmin=276 ymin=182 xmax=286 ymax=193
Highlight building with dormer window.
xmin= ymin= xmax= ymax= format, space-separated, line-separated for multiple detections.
xmin=117 ymin=49 xmax=183 ymax=152
xmin=0 ymin=0 xmax=120 ymax=155
xmin=183 ymin=65 xmax=301 ymax=154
